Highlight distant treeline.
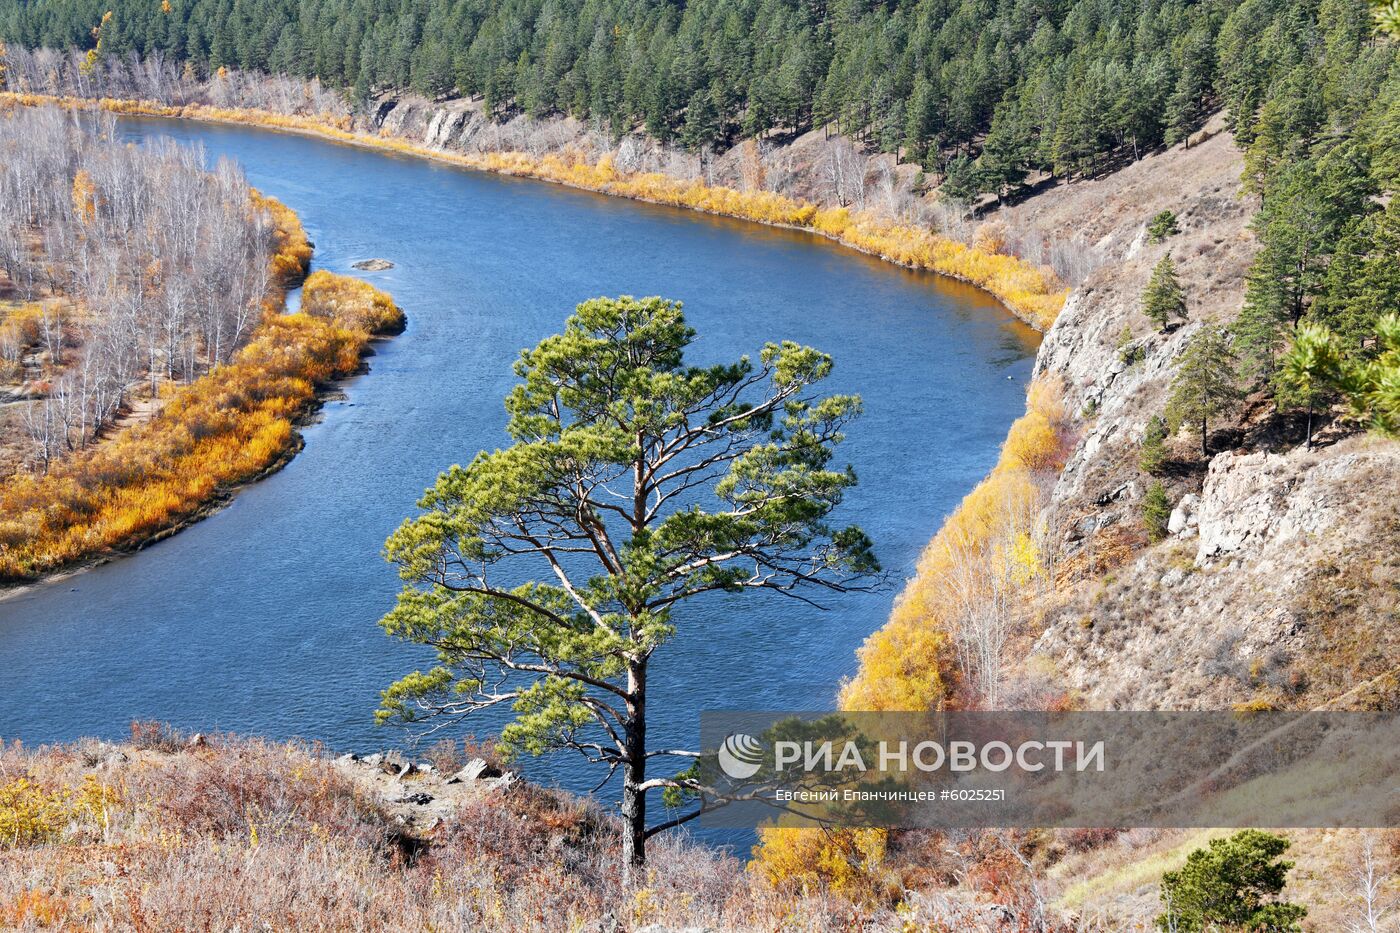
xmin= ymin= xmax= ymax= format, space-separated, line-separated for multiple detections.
xmin=3 ymin=0 xmax=1398 ymax=418
xmin=0 ymin=0 xmax=1386 ymax=196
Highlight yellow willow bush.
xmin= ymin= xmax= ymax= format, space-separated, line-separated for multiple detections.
xmin=0 ymin=303 xmax=52 ymax=376
xmin=1 ymin=92 xmax=1067 ymax=332
xmin=0 ymin=774 xmax=121 ymax=849
xmin=749 ymin=826 xmax=893 ymax=904
xmin=839 ymin=375 xmax=1072 ymax=712
xmin=252 ymin=190 xmax=313 ymax=285
xmin=750 ymin=381 xmax=1072 ymax=893
xmin=0 ymin=274 xmax=400 ymax=581
xmin=301 ymin=269 xmax=405 ymax=334
xmin=0 ymin=779 xmax=69 ymax=848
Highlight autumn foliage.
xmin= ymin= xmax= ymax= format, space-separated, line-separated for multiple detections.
xmin=749 ymin=826 xmax=895 ymax=905
xmin=1 ymin=92 xmax=1067 ymax=332
xmin=252 ymin=190 xmax=313 ymax=286
xmin=748 ymin=379 xmax=1075 ymax=898
xmin=839 ymin=376 xmax=1074 ymax=712
xmin=0 ymin=733 xmax=855 ymax=929
xmin=300 ymin=269 xmax=405 ymax=335
xmin=0 ymin=219 xmax=401 ymax=580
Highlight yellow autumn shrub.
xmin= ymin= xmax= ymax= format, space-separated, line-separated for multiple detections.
xmin=840 ymin=375 xmax=1072 ymax=712
xmin=749 ymin=826 xmax=892 ymax=903
xmin=302 ymin=269 xmax=405 ymax=333
xmin=0 ymin=198 xmax=400 ymax=580
xmin=252 ymin=189 xmax=313 ymax=285
xmin=0 ymin=779 xmax=70 ymax=847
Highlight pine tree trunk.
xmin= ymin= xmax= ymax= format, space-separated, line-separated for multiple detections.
xmin=1201 ymin=415 xmax=1209 ymax=459
xmin=620 ymin=659 xmax=648 ymax=878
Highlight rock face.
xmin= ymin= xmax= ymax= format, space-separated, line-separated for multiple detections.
xmin=352 ymin=258 xmax=394 ymax=271
xmin=1006 ymin=119 xmax=1400 ymax=710
xmin=359 ymin=94 xmax=909 ymax=206
xmin=1034 ymin=437 xmax=1399 ymax=708
xmin=334 ymin=751 xmax=515 ymax=838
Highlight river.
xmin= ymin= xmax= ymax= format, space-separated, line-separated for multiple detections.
xmin=0 ymin=117 xmax=1037 ymax=818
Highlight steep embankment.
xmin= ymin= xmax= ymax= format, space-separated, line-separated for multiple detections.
xmin=832 ymin=111 xmax=1400 ymax=928
xmin=1019 ymin=117 xmax=1400 ymax=712
xmin=850 ymin=110 xmax=1399 ymax=715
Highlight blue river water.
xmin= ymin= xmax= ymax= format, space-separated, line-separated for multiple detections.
xmin=0 ymin=117 xmax=1037 ymax=840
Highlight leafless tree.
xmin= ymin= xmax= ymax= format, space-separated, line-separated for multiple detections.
xmin=0 ymin=105 xmax=277 ymax=469
xmin=817 ymin=136 xmax=866 ymax=209
xmin=1343 ymin=832 xmax=1397 ymax=933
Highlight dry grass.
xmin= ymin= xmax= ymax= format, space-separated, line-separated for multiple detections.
xmin=0 ymin=733 xmax=872 ymax=931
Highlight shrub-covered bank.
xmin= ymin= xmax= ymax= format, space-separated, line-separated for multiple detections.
xmin=0 ymin=731 xmax=856 ymax=930
xmin=0 ymin=242 xmax=403 ymax=582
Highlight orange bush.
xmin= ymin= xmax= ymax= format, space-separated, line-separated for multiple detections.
xmin=301 ymin=269 xmax=404 ymax=334
xmin=0 ymin=268 xmax=400 ymax=580
xmin=252 ymin=190 xmax=313 ymax=285
xmin=0 ymin=303 xmax=52 ymax=364
xmin=840 ymin=375 xmax=1073 ymax=712
xmin=749 ymin=826 xmax=893 ymax=903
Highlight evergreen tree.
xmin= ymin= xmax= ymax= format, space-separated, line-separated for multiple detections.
xmin=680 ymin=87 xmax=720 ymax=151
xmin=1235 ymin=244 xmax=1295 ymax=385
xmin=1147 ymin=210 xmax=1179 ymax=243
xmin=1142 ymin=254 xmax=1187 ymax=332
xmin=1139 ymin=414 xmax=1169 ymax=474
xmin=1157 ymin=831 xmax=1306 ymax=932
xmin=1167 ymin=322 xmax=1241 ymax=459
xmin=1142 ymin=480 xmax=1171 ymax=542
xmin=376 ymin=297 xmax=878 ymax=873
xmin=1312 ymin=199 xmax=1400 ymax=351
xmin=1279 ymin=321 xmax=1345 ymax=447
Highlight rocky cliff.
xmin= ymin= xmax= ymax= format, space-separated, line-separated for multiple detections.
xmin=995 ymin=117 xmax=1400 ymax=714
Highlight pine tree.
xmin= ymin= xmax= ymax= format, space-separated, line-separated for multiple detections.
xmin=1142 ymin=480 xmax=1171 ymax=542
xmin=680 ymin=88 xmax=720 ymax=151
xmin=377 ymin=297 xmax=878 ymax=874
xmin=1147 ymin=210 xmax=1179 ymax=243
xmin=1279 ymin=322 xmax=1345 ymax=447
xmin=1157 ymin=831 xmax=1306 ymax=932
xmin=1235 ymin=245 xmax=1294 ymax=385
xmin=1142 ymin=254 xmax=1187 ymax=332
xmin=1312 ymin=199 xmax=1400 ymax=350
xmin=1139 ymin=414 xmax=1169 ymax=474
xmin=1167 ymin=322 xmax=1241 ymax=459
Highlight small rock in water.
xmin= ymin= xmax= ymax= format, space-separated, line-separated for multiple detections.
xmin=352 ymin=258 xmax=394 ymax=271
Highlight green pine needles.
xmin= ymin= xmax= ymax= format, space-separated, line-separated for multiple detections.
xmin=375 ymin=296 xmax=881 ymax=871
xmin=1144 ymin=255 xmax=1188 ymax=333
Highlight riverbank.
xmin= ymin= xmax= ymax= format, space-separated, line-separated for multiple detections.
xmin=0 ymin=92 xmax=1065 ymax=333
xmin=0 ymin=231 xmax=404 ymax=585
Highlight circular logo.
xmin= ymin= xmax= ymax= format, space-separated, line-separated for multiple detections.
xmin=717 ymin=732 xmax=764 ymax=780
